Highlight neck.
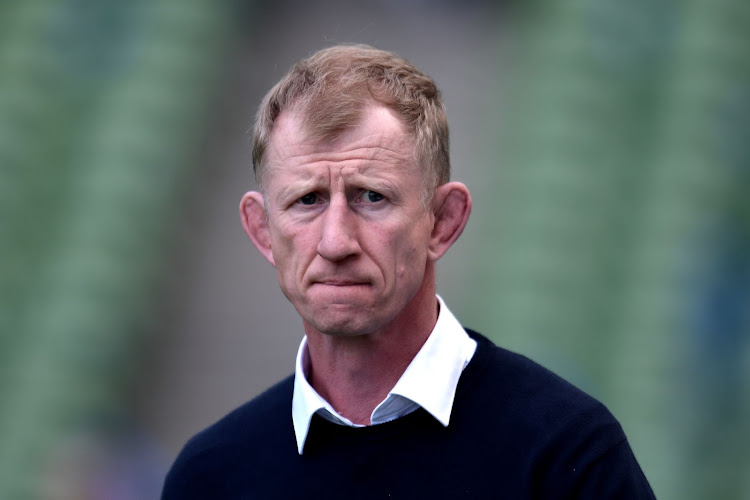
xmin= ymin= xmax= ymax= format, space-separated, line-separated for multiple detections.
xmin=304 ymin=272 xmax=438 ymax=425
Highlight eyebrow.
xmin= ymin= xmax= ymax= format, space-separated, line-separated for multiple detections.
xmin=272 ymin=164 xmax=405 ymax=203
xmin=344 ymin=172 xmax=401 ymax=196
xmin=275 ymin=177 xmax=323 ymax=205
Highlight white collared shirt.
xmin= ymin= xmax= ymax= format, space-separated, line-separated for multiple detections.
xmin=291 ymin=295 xmax=477 ymax=454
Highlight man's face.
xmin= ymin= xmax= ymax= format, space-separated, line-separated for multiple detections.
xmin=260 ymin=104 xmax=435 ymax=337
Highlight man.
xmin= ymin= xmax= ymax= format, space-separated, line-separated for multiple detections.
xmin=162 ymin=45 xmax=655 ymax=498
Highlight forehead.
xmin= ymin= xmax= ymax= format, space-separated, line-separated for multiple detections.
xmin=264 ymin=104 xmax=417 ymax=181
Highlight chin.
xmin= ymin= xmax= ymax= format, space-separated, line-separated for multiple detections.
xmin=303 ymin=309 xmax=383 ymax=337
xmin=307 ymin=317 xmax=371 ymax=337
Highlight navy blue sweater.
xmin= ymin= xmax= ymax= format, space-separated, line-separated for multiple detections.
xmin=162 ymin=330 xmax=655 ymax=499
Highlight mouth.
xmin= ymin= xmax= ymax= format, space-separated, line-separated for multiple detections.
xmin=314 ymin=280 xmax=369 ymax=287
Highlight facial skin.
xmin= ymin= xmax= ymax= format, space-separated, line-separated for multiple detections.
xmin=241 ymin=103 xmax=471 ymax=341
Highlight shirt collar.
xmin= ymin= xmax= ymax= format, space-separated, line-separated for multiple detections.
xmin=291 ymin=295 xmax=477 ymax=454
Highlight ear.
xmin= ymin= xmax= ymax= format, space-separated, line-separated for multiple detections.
xmin=239 ymin=191 xmax=275 ymax=267
xmin=428 ymin=182 xmax=472 ymax=261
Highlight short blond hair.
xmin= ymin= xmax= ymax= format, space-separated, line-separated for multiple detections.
xmin=252 ymin=44 xmax=450 ymax=196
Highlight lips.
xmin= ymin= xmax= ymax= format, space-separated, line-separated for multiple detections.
xmin=314 ymin=280 xmax=369 ymax=286
xmin=309 ymin=274 xmax=372 ymax=287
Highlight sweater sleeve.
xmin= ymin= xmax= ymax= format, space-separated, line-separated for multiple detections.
xmin=571 ymin=438 xmax=657 ymax=499
xmin=161 ymin=446 xmax=221 ymax=500
xmin=527 ymin=402 xmax=656 ymax=499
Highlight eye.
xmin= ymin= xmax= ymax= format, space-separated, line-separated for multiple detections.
xmin=363 ymin=190 xmax=384 ymax=203
xmin=299 ymin=193 xmax=318 ymax=205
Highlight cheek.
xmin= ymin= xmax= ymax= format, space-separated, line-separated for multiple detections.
xmin=271 ymin=226 xmax=320 ymax=280
xmin=270 ymin=220 xmax=309 ymax=257
xmin=392 ymin=229 xmax=430 ymax=279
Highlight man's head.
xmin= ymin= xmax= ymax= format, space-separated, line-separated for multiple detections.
xmin=251 ymin=44 xmax=450 ymax=203
xmin=241 ymin=45 xmax=470 ymax=339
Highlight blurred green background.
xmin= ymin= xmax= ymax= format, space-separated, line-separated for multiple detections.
xmin=0 ymin=0 xmax=748 ymax=498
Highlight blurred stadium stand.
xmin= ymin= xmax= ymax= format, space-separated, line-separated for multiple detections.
xmin=0 ymin=0 xmax=234 ymax=497
xmin=464 ymin=2 xmax=750 ymax=498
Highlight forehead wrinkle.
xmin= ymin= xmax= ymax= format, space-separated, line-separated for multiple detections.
xmin=264 ymin=106 xmax=418 ymax=190
xmin=268 ymin=118 xmax=413 ymax=167
xmin=267 ymin=142 xmax=415 ymax=185
xmin=271 ymin=140 xmax=410 ymax=167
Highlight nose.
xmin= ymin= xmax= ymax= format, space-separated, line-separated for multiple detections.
xmin=316 ymin=197 xmax=360 ymax=261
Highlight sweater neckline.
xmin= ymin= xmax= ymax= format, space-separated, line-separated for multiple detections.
xmin=300 ymin=329 xmax=495 ymax=450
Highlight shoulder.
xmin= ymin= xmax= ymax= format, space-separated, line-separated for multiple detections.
xmin=162 ymin=375 xmax=296 ymax=498
xmin=181 ymin=374 xmax=294 ymax=456
xmin=462 ymin=328 xmax=612 ymax=422
xmin=460 ymin=328 xmax=626 ymax=460
xmin=459 ymin=329 xmax=655 ymax=498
